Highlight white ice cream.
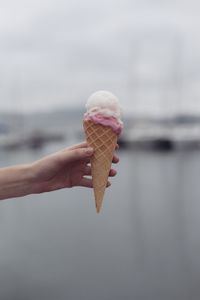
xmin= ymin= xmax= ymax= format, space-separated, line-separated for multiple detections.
xmin=85 ymin=90 xmax=122 ymax=122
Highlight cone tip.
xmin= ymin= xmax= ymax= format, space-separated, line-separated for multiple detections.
xmin=96 ymin=203 xmax=101 ymax=213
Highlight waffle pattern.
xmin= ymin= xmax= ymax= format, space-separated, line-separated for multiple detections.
xmin=83 ymin=120 xmax=117 ymax=213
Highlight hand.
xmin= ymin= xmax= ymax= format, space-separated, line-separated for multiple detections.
xmin=31 ymin=142 xmax=119 ymax=194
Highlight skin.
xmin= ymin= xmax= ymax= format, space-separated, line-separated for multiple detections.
xmin=0 ymin=142 xmax=119 ymax=200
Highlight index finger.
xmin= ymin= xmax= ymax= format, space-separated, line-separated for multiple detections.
xmin=67 ymin=141 xmax=88 ymax=150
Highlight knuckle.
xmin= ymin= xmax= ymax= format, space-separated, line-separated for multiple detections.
xmin=73 ymin=149 xmax=82 ymax=156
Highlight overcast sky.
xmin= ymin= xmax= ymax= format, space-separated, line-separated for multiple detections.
xmin=0 ymin=0 xmax=200 ymax=115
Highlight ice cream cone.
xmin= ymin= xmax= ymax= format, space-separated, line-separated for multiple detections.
xmin=83 ymin=119 xmax=117 ymax=213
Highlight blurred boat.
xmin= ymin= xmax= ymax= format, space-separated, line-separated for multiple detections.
xmin=0 ymin=130 xmax=65 ymax=151
xmin=118 ymin=124 xmax=200 ymax=151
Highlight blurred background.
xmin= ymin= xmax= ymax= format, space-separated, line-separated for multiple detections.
xmin=1 ymin=0 xmax=200 ymax=299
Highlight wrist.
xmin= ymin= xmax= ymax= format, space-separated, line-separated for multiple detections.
xmin=26 ymin=162 xmax=44 ymax=195
xmin=13 ymin=163 xmax=38 ymax=197
xmin=22 ymin=163 xmax=38 ymax=195
xmin=27 ymin=161 xmax=50 ymax=195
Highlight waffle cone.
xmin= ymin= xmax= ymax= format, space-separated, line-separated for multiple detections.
xmin=83 ymin=120 xmax=117 ymax=213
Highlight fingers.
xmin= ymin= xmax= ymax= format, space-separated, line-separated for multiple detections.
xmin=60 ymin=142 xmax=88 ymax=154
xmin=70 ymin=142 xmax=118 ymax=151
xmin=107 ymin=181 xmax=111 ymax=187
xmin=62 ymin=142 xmax=119 ymax=155
xmin=58 ymin=142 xmax=119 ymax=172
xmin=109 ymin=169 xmax=117 ymax=177
xmin=80 ymin=151 xmax=119 ymax=164
xmin=79 ymin=177 xmax=111 ymax=188
xmin=61 ymin=142 xmax=119 ymax=163
xmin=67 ymin=142 xmax=88 ymax=150
xmin=84 ymin=165 xmax=117 ymax=177
xmin=112 ymin=154 xmax=119 ymax=164
xmin=79 ymin=152 xmax=119 ymax=165
xmin=83 ymin=158 xmax=91 ymax=164
xmin=59 ymin=147 xmax=94 ymax=164
xmin=84 ymin=165 xmax=91 ymax=176
xmin=79 ymin=177 xmax=93 ymax=188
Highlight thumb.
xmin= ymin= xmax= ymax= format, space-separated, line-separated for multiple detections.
xmin=60 ymin=147 xmax=94 ymax=163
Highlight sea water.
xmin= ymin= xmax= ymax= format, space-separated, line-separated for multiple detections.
xmin=0 ymin=145 xmax=200 ymax=300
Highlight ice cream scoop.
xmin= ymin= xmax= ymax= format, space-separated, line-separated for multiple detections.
xmin=83 ymin=90 xmax=123 ymax=213
xmin=84 ymin=90 xmax=123 ymax=135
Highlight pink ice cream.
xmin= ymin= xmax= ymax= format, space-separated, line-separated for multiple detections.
xmin=84 ymin=91 xmax=123 ymax=135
